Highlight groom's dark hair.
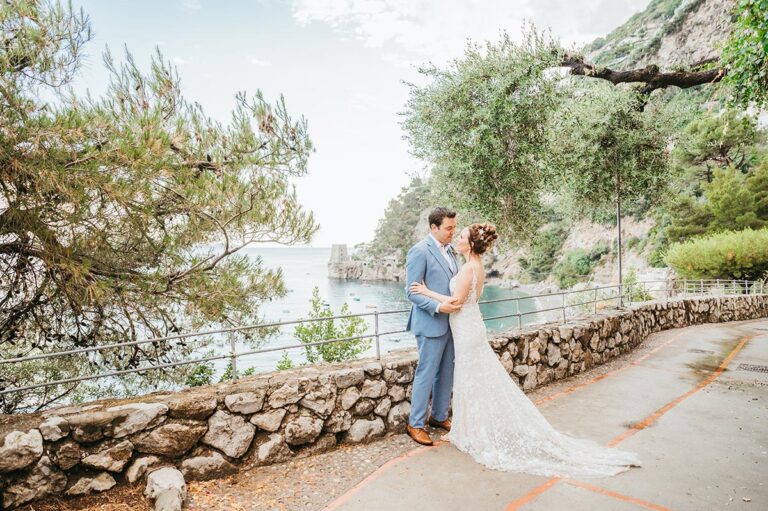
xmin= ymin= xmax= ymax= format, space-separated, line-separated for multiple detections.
xmin=429 ymin=207 xmax=456 ymax=229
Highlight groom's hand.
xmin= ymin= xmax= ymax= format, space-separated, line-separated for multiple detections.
xmin=438 ymin=297 xmax=462 ymax=314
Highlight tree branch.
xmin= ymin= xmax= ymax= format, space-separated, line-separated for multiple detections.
xmin=560 ymin=54 xmax=727 ymax=94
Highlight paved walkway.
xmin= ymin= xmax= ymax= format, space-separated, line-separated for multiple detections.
xmin=322 ymin=318 xmax=768 ymax=511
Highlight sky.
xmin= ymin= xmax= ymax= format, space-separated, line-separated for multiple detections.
xmin=70 ymin=0 xmax=651 ymax=247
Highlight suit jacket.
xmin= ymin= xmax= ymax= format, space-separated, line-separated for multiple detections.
xmin=405 ymin=235 xmax=459 ymax=337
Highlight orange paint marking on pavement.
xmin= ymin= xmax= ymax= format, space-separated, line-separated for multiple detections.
xmin=322 ymin=440 xmax=448 ymax=511
xmin=564 ymin=479 xmax=673 ymax=511
xmin=607 ymin=334 xmax=752 ymax=447
xmin=503 ymin=477 xmax=561 ymax=511
xmin=504 ymin=332 xmax=753 ymax=510
xmin=534 ymin=330 xmax=685 ymax=406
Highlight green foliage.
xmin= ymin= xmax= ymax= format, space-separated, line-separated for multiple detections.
xmin=670 ymin=109 xmax=764 ymax=196
xmin=0 ymin=2 xmax=316 ymax=412
xmin=721 ymin=0 xmax=768 ymax=107
xmin=368 ymin=176 xmax=431 ymax=264
xmin=518 ymin=224 xmax=567 ymax=282
xmin=667 ymin=163 xmax=768 ymax=242
xmin=624 ymin=267 xmax=653 ymax=302
xmin=276 ymin=351 xmax=294 ymax=371
xmin=294 ymin=288 xmax=370 ymax=365
xmin=664 ymin=228 xmax=768 ymax=280
xmin=402 ymin=28 xmax=564 ymax=238
xmin=553 ymin=246 xmax=608 ymax=289
xmin=185 ymin=363 xmax=215 ymax=387
xmin=217 ymin=361 xmax=256 ymax=382
xmin=548 ymin=82 xmax=671 ymax=221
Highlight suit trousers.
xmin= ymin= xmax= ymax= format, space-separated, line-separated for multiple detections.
xmin=408 ymin=329 xmax=455 ymax=428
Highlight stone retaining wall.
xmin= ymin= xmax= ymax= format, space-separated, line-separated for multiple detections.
xmin=1 ymin=295 xmax=767 ymax=509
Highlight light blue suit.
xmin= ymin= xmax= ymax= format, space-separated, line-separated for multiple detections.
xmin=405 ymin=235 xmax=459 ymax=429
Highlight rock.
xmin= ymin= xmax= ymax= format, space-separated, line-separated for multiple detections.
xmin=340 ymin=386 xmax=361 ymax=410
xmin=513 ymin=364 xmax=530 ymax=377
xmin=2 ymin=457 xmax=67 ymax=509
xmin=166 ymin=394 xmax=218 ymax=420
xmin=374 ymin=398 xmax=392 ymax=417
xmin=81 ymin=440 xmax=134 ymax=472
xmin=126 ymin=455 xmax=160 ymax=484
xmin=360 ymin=379 xmax=387 ymax=399
xmin=388 ymin=385 xmax=406 ymax=402
xmin=145 ymin=467 xmax=186 ymax=511
xmin=523 ymin=370 xmax=537 ymax=391
xmin=324 ymin=410 xmax=353 ymax=433
xmin=383 ymin=364 xmax=414 ymax=384
xmin=66 ymin=411 xmax=115 ymax=442
xmin=500 ymin=351 xmax=515 ymax=373
xmin=346 ymin=418 xmax=385 ymax=443
xmin=66 ymin=472 xmax=116 ymax=496
xmin=103 ymin=403 xmax=169 ymax=438
xmin=589 ymin=333 xmax=601 ymax=350
xmin=283 ymin=415 xmax=324 ymax=446
xmin=51 ymin=439 xmax=81 ymax=470
xmin=547 ymin=343 xmax=561 ymax=367
xmin=257 ymin=433 xmax=292 ymax=464
xmin=489 ymin=337 xmax=509 ymax=351
xmin=386 ymin=401 xmax=411 ymax=432
xmin=363 ymin=362 xmax=383 ymax=376
xmin=555 ymin=359 xmax=569 ymax=380
xmin=202 ymin=410 xmax=255 ymax=458
xmin=250 ymin=409 xmax=286 ymax=432
xmin=38 ymin=416 xmax=69 ymax=442
xmin=296 ymin=434 xmax=337 ymax=458
xmin=0 ymin=429 xmax=43 ymax=473
xmin=300 ymin=387 xmax=336 ymax=418
xmin=354 ymin=398 xmax=375 ymax=416
xmin=133 ymin=420 xmax=208 ymax=457
xmin=225 ymin=390 xmax=267 ymax=415
xmin=180 ymin=451 xmax=236 ymax=481
xmin=333 ymin=368 xmax=364 ymax=389
xmin=528 ymin=341 xmax=541 ymax=364
xmin=268 ymin=381 xmax=304 ymax=408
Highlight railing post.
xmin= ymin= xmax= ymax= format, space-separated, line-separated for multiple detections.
xmin=374 ymin=311 xmax=381 ymax=360
xmin=561 ymin=292 xmax=567 ymax=324
xmin=593 ymin=287 xmax=598 ymax=314
xmin=229 ymin=336 xmax=238 ymax=383
xmin=516 ymin=298 xmax=522 ymax=329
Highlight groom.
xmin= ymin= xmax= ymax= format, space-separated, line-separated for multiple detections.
xmin=404 ymin=207 xmax=461 ymax=446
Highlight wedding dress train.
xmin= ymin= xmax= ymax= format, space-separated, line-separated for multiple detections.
xmin=444 ymin=270 xmax=641 ymax=478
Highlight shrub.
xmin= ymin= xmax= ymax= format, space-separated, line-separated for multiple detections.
xmin=293 ymin=287 xmax=370 ymax=365
xmin=664 ymin=227 xmax=768 ymax=280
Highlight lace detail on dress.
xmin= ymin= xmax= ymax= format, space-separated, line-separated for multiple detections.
xmin=445 ymin=267 xmax=640 ymax=478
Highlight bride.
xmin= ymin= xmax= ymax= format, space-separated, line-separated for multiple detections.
xmin=409 ymin=223 xmax=641 ymax=478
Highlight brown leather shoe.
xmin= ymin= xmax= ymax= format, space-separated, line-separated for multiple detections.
xmin=406 ymin=424 xmax=433 ymax=446
xmin=428 ymin=416 xmax=451 ymax=431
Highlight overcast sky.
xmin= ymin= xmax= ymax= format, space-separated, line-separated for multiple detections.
xmin=71 ymin=0 xmax=650 ymax=247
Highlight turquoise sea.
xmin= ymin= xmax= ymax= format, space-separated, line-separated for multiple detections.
xmin=222 ymin=247 xmax=541 ymax=375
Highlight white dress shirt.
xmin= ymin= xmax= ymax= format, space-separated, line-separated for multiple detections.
xmin=429 ymin=234 xmax=456 ymax=313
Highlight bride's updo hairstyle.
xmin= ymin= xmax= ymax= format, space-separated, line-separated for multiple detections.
xmin=468 ymin=223 xmax=498 ymax=255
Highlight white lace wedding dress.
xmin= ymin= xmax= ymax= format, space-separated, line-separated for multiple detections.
xmin=444 ymin=269 xmax=641 ymax=478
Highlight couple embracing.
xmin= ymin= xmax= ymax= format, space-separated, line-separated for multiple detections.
xmin=404 ymin=207 xmax=641 ymax=478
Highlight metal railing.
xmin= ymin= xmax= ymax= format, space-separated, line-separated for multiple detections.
xmin=1 ymin=278 xmax=764 ymax=396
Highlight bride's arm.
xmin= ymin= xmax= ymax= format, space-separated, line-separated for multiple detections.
xmin=407 ymin=283 xmax=451 ymax=303
xmin=409 ymin=265 xmax=473 ymax=304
